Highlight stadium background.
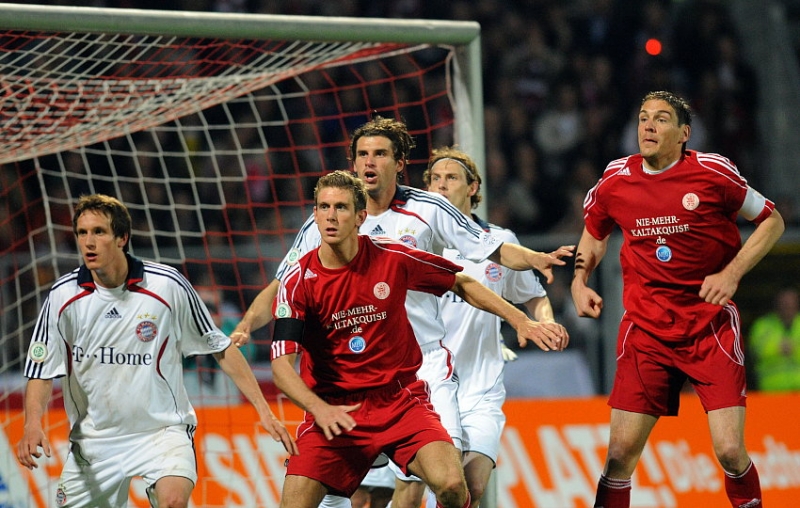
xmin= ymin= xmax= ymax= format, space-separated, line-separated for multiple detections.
xmin=2 ymin=0 xmax=800 ymax=506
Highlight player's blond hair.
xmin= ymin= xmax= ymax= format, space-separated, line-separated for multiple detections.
xmin=315 ymin=170 xmax=368 ymax=212
xmin=423 ymin=146 xmax=483 ymax=210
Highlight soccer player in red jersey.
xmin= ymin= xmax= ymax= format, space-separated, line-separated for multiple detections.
xmin=571 ymin=91 xmax=785 ymax=508
xmin=270 ymin=171 xmax=558 ymax=508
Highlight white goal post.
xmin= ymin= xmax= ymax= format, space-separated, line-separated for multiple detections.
xmin=0 ymin=3 xmax=488 ymax=507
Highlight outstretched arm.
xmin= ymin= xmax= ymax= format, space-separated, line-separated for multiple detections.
xmin=230 ymin=278 xmax=280 ymax=347
xmin=570 ymin=227 xmax=609 ymax=319
xmin=489 ymin=243 xmax=575 ymax=284
xmin=215 ymin=345 xmax=299 ymax=456
xmin=451 ymin=273 xmax=567 ymax=351
xmin=700 ymin=209 xmax=785 ymax=306
xmin=16 ymin=378 xmax=53 ymax=470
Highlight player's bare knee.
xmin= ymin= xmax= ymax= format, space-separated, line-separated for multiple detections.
xmin=715 ymin=446 xmax=748 ymax=473
xmin=434 ymin=484 xmax=469 ymax=508
xmin=466 ymin=483 xmax=485 ymax=505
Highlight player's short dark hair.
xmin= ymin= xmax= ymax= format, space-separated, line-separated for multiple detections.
xmin=424 ymin=146 xmax=483 ymax=210
xmin=642 ymin=90 xmax=693 ymax=127
xmin=73 ymin=194 xmax=132 ymax=252
xmin=348 ymin=115 xmax=416 ymax=165
xmin=315 ymin=170 xmax=368 ymax=212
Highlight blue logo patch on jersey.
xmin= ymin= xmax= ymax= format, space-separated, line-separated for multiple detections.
xmin=656 ymin=245 xmax=672 ymax=262
xmin=349 ymin=336 xmax=366 ymax=353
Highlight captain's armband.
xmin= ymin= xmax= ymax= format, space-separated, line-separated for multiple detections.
xmin=270 ymin=318 xmax=304 ymax=360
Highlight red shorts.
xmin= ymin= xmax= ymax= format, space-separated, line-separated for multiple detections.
xmin=285 ymin=378 xmax=452 ymax=497
xmin=609 ymin=305 xmax=747 ymax=417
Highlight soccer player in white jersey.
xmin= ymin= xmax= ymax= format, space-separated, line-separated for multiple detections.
xmin=16 ymin=194 xmax=297 ymax=508
xmin=424 ymin=146 xmax=569 ymax=507
xmin=231 ymin=116 xmax=573 ymax=508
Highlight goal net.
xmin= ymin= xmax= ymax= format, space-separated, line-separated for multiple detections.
xmin=0 ymin=4 xmax=483 ymax=506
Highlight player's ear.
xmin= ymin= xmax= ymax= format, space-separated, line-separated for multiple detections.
xmin=355 ymin=209 xmax=367 ymax=227
xmin=680 ymin=124 xmax=691 ymax=144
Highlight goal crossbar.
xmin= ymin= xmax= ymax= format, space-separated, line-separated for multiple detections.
xmin=0 ymin=3 xmax=480 ymax=44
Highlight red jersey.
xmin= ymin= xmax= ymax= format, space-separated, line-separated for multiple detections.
xmin=273 ymin=235 xmax=462 ymax=395
xmin=584 ymin=150 xmax=774 ymax=341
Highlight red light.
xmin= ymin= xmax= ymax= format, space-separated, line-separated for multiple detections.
xmin=646 ymin=38 xmax=662 ymax=56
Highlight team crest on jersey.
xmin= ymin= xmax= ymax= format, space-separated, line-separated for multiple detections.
xmin=398 ymin=235 xmax=417 ymax=248
xmin=286 ymin=248 xmax=302 ymax=265
xmin=349 ymin=336 xmax=366 ymax=353
xmin=485 ymin=263 xmax=503 ymax=282
xmin=135 ymin=321 xmax=158 ymax=342
xmin=275 ymin=303 xmax=292 ymax=318
xmin=374 ymin=282 xmax=390 ymax=300
xmin=656 ymin=245 xmax=672 ymax=262
xmin=28 ymin=343 xmax=48 ymax=363
xmin=56 ymin=484 xmax=67 ymax=506
xmin=682 ymin=193 xmax=700 ymax=210
xmin=207 ymin=331 xmax=226 ymax=349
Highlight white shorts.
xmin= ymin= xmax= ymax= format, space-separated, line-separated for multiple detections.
xmin=319 ymin=495 xmax=352 ymax=508
xmin=360 ymin=463 xmax=396 ymax=489
xmin=418 ymin=341 xmax=461 ymax=447
xmin=391 ymin=341 xmax=460 ymax=483
xmin=56 ymin=425 xmax=197 ymax=507
xmin=459 ymin=375 xmax=506 ymax=463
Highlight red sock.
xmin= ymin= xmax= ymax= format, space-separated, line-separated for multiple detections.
xmin=436 ymin=491 xmax=471 ymax=508
xmin=594 ymin=475 xmax=631 ymax=508
xmin=725 ymin=460 xmax=763 ymax=508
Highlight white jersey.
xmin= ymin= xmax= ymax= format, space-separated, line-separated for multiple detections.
xmin=23 ymin=256 xmax=230 ymax=441
xmin=439 ymin=218 xmax=546 ymax=409
xmin=277 ymin=186 xmax=501 ymax=346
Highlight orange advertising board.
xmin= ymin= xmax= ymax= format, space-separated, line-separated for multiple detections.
xmin=2 ymin=393 xmax=799 ymax=507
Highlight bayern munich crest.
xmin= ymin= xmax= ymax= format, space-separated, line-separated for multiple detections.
xmin=135 ymin=321 xmax=158 ymax=342
xmin=398 ymin=235 xmax=417 ymax=248
xmin=56 ymin=486 xmax=67 ymax=506
xmin=485 ymin=263 xmax=502 ymax=282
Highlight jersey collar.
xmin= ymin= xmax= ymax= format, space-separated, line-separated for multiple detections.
xmin=77 ymin=254 xmax=145 ymax=290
